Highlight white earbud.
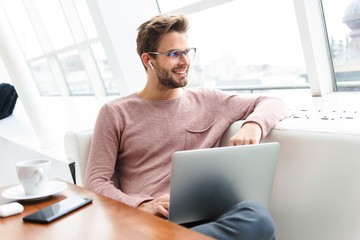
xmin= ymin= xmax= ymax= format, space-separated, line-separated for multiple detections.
xmin=148 ymin=60 xmax=154 ymax=70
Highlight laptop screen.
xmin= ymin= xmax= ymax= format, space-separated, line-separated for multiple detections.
xmin=168 ymin=142 xmax=280 ymax=224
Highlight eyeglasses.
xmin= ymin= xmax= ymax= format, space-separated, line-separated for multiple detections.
xmin=148 ymin=48 xmax=196 ymax=63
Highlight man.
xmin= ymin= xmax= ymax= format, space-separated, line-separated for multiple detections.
xmin=85 ymin=14 xmax=288 ymax=240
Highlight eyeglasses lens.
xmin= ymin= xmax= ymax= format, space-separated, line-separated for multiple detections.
xmin=186 ymin=48 xmax=196 ymax=61
xmin=170 ymin=51 xmax=182 ymax=60
xmin=170 ymin=49 xmax=196 ymax=62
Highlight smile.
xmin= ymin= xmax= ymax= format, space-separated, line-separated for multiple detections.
xmin=173 ymin=68 xmax=187 ymax=76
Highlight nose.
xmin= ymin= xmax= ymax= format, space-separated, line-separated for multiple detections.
xmin=178 ymin=52 xmax=190 ymax=66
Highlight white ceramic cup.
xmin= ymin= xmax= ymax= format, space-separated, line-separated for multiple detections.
xmin=16 ymin=159 xmax=51 ymax=195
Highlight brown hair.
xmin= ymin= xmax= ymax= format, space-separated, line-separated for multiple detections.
xmin=136 ymin=14 xmax=189 ymax=69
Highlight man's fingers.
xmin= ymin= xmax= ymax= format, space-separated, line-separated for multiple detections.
xmin=156 ymin=203 xmax=169 ymax=218
xmin=229 ymin=122 xmax=262 ymax=146
xmin=230 ymin=137 xmax=252 ymax=146
xmin=229 ymin=134 xmax=260 ymax=146
xmin=138 ymin=195 xmax=170 ymax=218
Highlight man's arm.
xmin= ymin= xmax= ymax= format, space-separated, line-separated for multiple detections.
xmin=217 ymin=90 xmax=288 ymax=145
xmin=84 ymin=104 xmax=153 ymax=208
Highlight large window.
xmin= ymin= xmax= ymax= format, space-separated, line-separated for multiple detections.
xmin=29 ymin=59 xmax=60 ymax=96
xmin=3 ymin=0 xmax=358 ymax=97
xmin=322 ymin=0 xmax=360 ymax=91
xmin=158 ymin=0 xmax=309 ymax=93
xmin=57 ymin=49 xmax=93 ymax=95
xmin=0 ymin=0 xmax=119 ymax=97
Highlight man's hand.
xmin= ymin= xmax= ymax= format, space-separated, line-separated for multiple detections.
xmin=137 ymin=194 xmax=170 ymax=218
xmin=229 ymin=122 xmax=262 ymax=146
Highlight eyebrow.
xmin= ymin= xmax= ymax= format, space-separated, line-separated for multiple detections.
xmin=164 ymin=48 xmax=189 ymax=53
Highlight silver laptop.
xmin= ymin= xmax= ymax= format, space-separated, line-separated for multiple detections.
xmin=168 ymin=142 xmax=280 ymax=224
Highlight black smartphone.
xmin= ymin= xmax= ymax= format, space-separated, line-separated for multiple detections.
xmin=23 ymin=197 xmax=92 ymax=224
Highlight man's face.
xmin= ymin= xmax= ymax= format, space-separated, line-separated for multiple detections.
xmin=151 ymin=32 xmax=190 ymax=89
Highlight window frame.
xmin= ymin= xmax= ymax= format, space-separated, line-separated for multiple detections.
xmin=6 ymin=0 xmax=116 ymax=97
xmin=292 ymin=0 xmax=336 ymax=96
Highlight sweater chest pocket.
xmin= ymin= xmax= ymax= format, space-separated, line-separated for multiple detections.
xmin=185 ymin=121 xmax=215 ymax=150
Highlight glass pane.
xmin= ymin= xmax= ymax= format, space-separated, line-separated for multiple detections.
xmin=157 ymin=0 xmax=201 ymax=13
xmin=0 ymin=57 xmax=11 ymax=83
xmin=73 ymin=0 xmax=98 ymax=39
xmin=35 ymin=0 xmax=74 ymax=50
xmin=2 ymin=0 xmax=43 ymax=59
xmin=90 ymin=43 xmax=119 ymax=95
xmin=185 ymin=0 xmax=308 ymax=92
xmin=322 ymin=0 xmax=360 ymax=91
xmin=29 ymin=59 xmax=60 ymax=96
xmin=57 ymin=49 xmax=93 ymax=95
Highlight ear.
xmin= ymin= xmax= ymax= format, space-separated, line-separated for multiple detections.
xmin=141 ymin=53 xmax=153 ymax=70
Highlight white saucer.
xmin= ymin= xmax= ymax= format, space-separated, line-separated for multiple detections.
xmin=1 ymin=181 xmax=67 ymax=201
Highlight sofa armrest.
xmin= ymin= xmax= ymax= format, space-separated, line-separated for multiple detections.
xmin=64 ymin=130 xmax=93 ymax=186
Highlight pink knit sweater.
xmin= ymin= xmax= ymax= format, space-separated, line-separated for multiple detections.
xmin=85 ymin=88 xmax=288 ymax=207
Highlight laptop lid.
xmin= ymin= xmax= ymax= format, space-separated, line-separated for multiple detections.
xmin=168 ymin=142 xmax=280 ymax=224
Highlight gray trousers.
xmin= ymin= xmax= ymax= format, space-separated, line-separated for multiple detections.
xmin=190 ymin=201 xmax=275 ymax=240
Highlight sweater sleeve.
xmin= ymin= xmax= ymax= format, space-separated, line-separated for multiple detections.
xmin=84 ymin=104 xmax=153 ymax=207
xmin=216 ymin=90 xmax=289 ymax=138
xmin=242 ymin=96 xmax=289 ymax=138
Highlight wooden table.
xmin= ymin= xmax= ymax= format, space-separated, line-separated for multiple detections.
xmin=0 ymin=180 xmax=213 ymax=240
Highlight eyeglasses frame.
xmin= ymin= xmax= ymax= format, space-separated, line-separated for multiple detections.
xmin=148 ymin=47 xmax=197 ymax=62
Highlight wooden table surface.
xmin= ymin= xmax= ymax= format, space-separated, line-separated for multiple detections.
xmin=0 ymin=180 xmax=213 ymax=240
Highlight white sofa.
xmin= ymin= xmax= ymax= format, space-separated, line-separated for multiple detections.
xmin=64 ymin=120 xmax=360 ymax=240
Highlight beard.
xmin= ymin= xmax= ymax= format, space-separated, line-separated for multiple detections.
xmin=153 ymin=63 xmax=188 ymax=89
